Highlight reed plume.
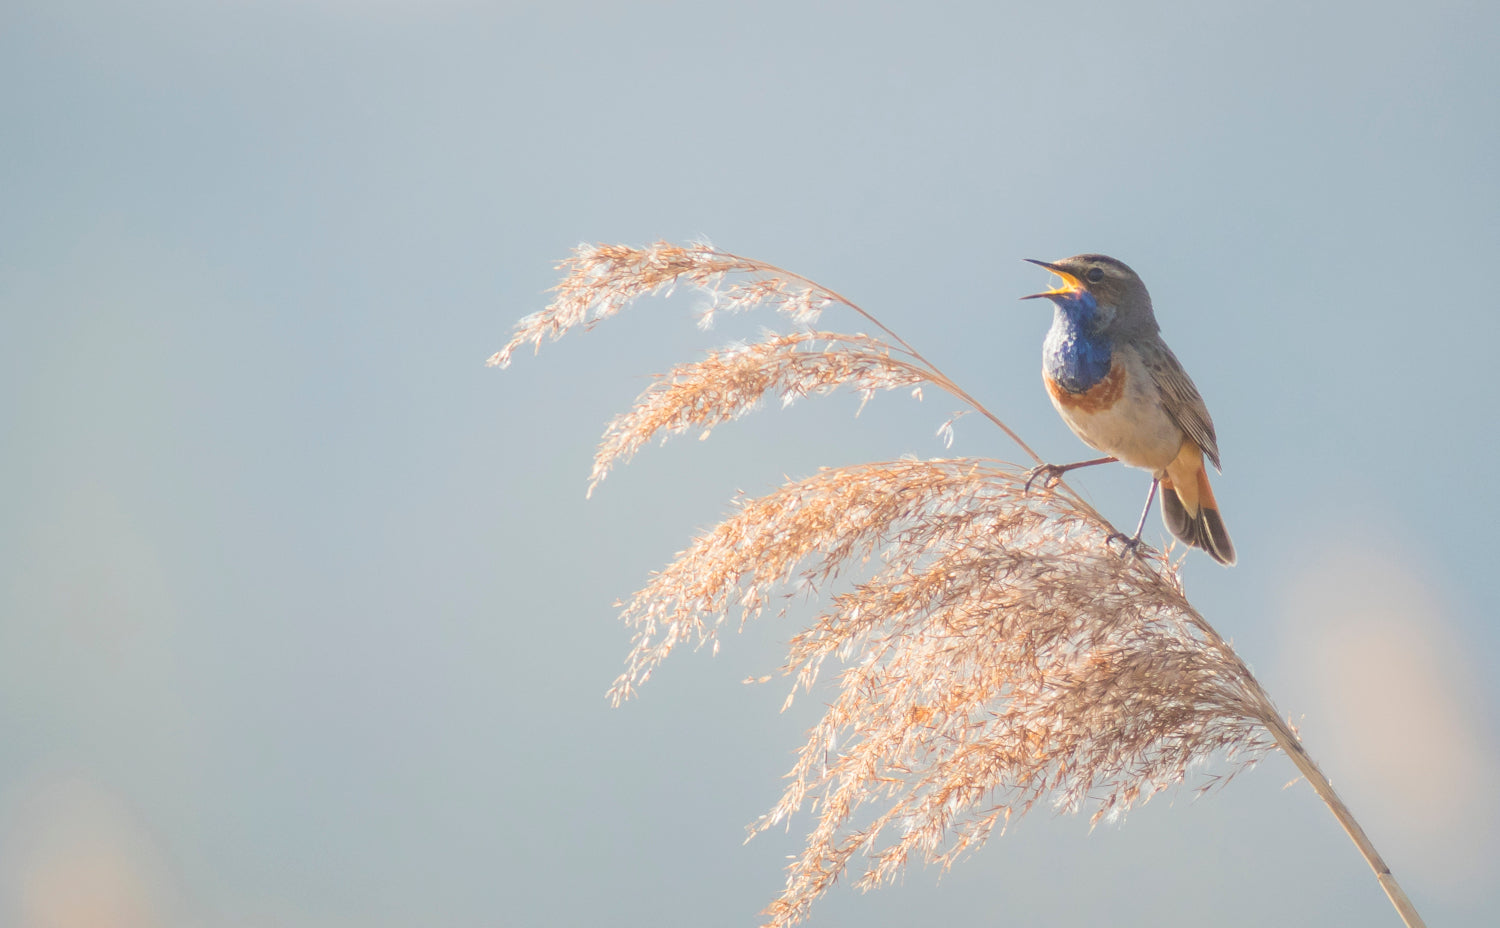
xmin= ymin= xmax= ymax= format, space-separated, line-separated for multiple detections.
xmin=490 ymin=242 xmax=1426 ymax=928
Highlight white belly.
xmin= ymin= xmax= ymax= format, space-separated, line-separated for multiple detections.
xmin=1048 ymin=347 xmax=1185 ymax=474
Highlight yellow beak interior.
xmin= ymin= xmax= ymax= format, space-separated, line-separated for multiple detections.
xmin=1022 ymin=262 xmax=1083 ymax=300
xmin=1040 ymin=268 xmax=1081 ymax=295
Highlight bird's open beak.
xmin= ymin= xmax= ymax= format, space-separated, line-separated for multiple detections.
xmin=1021 ymin=258 xmax=1081 ymax=300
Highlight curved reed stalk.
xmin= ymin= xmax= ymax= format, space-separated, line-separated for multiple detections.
xmin=490 ymin=242 xmax=1426 ymax=928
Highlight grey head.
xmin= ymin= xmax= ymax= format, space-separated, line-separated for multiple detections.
xmin=1022 ymin=254 xmax=1160 ymax=340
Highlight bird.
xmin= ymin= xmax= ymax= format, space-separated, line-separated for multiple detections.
xmin=1021 ymin=254 xmax=1235 ymax=565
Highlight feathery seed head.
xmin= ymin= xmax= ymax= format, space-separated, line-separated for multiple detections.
xmin=494 ymin=243 xmax=1312 ymax=928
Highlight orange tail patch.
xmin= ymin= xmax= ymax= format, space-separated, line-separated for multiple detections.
xmin=1195 ymin=463 xmax=1220 ymax=512
xmin=1160 ymin=444 xmax=1235 ymax=565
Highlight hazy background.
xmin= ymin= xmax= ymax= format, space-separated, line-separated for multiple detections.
xmin=3 ymin=1 xmax=1497 ymax=925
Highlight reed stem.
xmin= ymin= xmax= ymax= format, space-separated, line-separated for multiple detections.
xmin=1266 ymin=717 xmax=1427 ymax=928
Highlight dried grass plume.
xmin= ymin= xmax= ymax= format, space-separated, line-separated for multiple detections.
xmin=492 ymin=241 xmax=1426 ymax=928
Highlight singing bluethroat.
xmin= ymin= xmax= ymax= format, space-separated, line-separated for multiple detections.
xmin=1022 ymin=254 xmax=1235 ymax=565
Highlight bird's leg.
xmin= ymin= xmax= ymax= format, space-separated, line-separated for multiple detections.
xmin=1023 ymin=456 xmax=1118 ymax=493
xmin=1107 ymin=478 xmax=1160 ymax=558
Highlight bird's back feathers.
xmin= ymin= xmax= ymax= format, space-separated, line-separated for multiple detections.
xmin=1138 ymin=335 xmax=1221 ymax=471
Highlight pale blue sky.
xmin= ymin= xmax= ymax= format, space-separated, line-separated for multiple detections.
xmin=3 ymin=1 xmax=1497 ymax=925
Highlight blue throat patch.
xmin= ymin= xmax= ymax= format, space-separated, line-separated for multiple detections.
xmin=1042 ymin=290 xmax=1113 ymax=394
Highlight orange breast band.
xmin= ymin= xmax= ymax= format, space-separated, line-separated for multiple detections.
xmin=1045 ymin=360 xmax=1126 ymax=413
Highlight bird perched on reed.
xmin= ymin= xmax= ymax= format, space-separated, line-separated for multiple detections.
xmin=1023 ymin=254 xmax=1235 ymax=565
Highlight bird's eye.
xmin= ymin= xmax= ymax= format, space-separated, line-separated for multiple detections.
xmin=1086 ymin=267 xmax=1105 ymax=283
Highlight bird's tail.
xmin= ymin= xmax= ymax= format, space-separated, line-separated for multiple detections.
xmin=1160 ymin=445 xmax=1236 ymax=566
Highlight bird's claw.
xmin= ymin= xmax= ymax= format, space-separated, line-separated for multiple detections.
xmin=1024 ymin=463 xmax=1067 ymax=493
xmin=1105 ymin=532 xmax=1156 ymax=560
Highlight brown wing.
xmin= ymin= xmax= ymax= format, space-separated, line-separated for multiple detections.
xmin=1139 ymin=336 xmax=1222 ymax=471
